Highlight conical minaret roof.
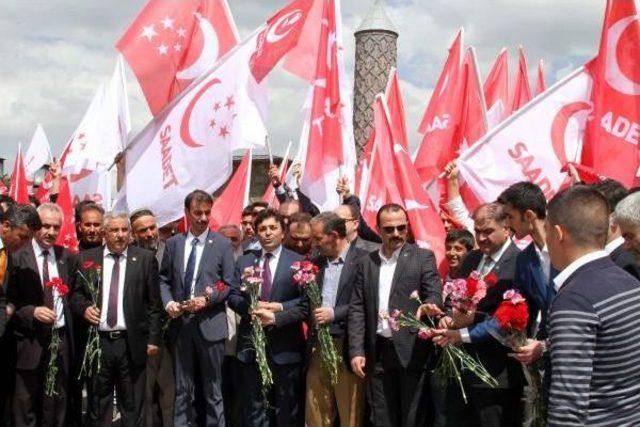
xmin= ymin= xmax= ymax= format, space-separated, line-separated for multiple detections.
xmin=356 ymin=0 xmax=397 ymax=34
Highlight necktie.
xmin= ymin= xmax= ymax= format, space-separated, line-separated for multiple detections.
xmin=107 ymin=253 xmax=121 ymax=328
xmin=261 ymin=253 xmax=273 ymax=301
xmin=183 ymin=237 xmax=199 ymax=301
xmin=481 ymin=255 xmax=494 ymax=276
xmin=42 ymin=250 xmax=54 ymax=309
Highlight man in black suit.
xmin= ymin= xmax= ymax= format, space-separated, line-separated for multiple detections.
xmin=305 ymin=212 xmax=366 ymax=427
xmin=159 ymin=190 xmax=235 ymax=426
xmin=433 ymin=202 xmax=523 ymax=427
xmin=7 ymin=203 xmax=78 ymax=427
xmin=228 ymin=208 xmax=308 ymax=426
xmin=130 ymin=209 xmax=173 ymax=427
xmin=71 ymin=211 xmax=162 ymax=426
xmin=0 ymin=204 xmax=41 ymax=427
xmin=615 ymin=192 xmax=640 ymax=266
xmin=591 ymin=179 xmax=639 ymax=279
xmin=348 ymin=203 xmax=442 ymax=427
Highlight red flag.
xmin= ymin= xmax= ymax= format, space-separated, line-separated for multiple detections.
xmin=456 ymin=47 xmax=488 ymax=150
xmin=414 ymin=29 xmax=463 ymax=183
xmin=55 ymin=178 xmax=79 ymax=253
xmin=582 ymin=0 xmax=640 ymax=187
xmin=385 ymin=68 xmax=409 ymax=151
xmin=249 ymin=0 xmax=314 ymax=83
xmin=484 ymin=48 xmax=509 ymax=128
xmin=354 ymin=129 xmax=375 ymax=200
xmin=209 ymin=150 xmax=252 ymax=230
xmin=9 ymin=147 xmax=29 ymax=204
xmin=535 ymin=60 xmax=547 ymax=95
xmin=508 ymin=46 xmax=532 ymax=114
xmin=117 ymin=0 xmax=240 ymax=115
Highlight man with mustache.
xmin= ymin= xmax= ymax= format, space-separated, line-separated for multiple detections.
xmin=74 ymin=202 xmax=104 ymax=251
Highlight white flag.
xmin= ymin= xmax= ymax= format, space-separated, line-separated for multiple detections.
xmin=24 ymin=124 xmax=52 ymax=180
xmin=458 ymin=67 xmax=592 ymax=204
xmin=123 ymin=30 xmax=268 ymax=226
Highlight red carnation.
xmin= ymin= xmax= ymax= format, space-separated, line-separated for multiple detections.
xmin=216 ymin=281 xmax=226 ymax=293
xmin=46 ymin=278 xmax=70 ymax=297
xmin=495 ymin=301 xmax=529 ymax=332
xmin=82 ymin=260 xmax=97 ymax=270
xmin=484 ymin=272 xmax=498 ymax=287
xmin=57 ymin=284 xmax=70 ymax=297
xmin=466 ymin=275 xmax=478 ymax=298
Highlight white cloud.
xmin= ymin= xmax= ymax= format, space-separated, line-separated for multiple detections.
xmin=0 ymin=0 xmax=601 ymax=173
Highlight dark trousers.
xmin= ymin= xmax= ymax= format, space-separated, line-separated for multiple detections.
xmin=86 ymin=332 xmax=146 ymax=427
xmin=238 ymin=359 xmax=302 ymax=427
xmin=173 ymin=319 xmax=225 ymax=427
xmin=144 ymin=343 xmax=174 ymax=427
xmin=0 ymin=334 xmax=15 ymax=427
xmin=222 ymin=356 xmax=242 ymax=427
xmin=12 ymin=328 xmax=71 ymax=427
xmin=440 ymin=384 xmax=522 ymax=427
xmin=70 ymin=320 xmax=88 ymax=427
xmin=367 ymin=337 xmax=429 ymax=427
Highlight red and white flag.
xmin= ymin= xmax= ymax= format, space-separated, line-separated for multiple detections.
xmin=55 ymin=178 xmax=79 ymax=253
xmin=456 ymin=47 xmax=488 ymax=150
xmin=23 ymin=124 xmax=52 ymax=185
xmin=297 ymin=0 xmax=357 ymax=211
xmin=9 ymin=145 xmax=29 ymax=204
xmin=458 ymin=67 xmax=592 ymax=204
xmin=484 ymin=48 xmax=509 ymax=128
xmin=582 ymin=0 xmax=640 ymax=187
xmin=122 ymin=0 xmax=314 ymax=226
xmin=508 ymin=46 xmax=532 ymax=115
xmin=414 ymin=29 xmax=463 ymax=183
xmin=117 ymin=0 xmax=240 ymax=115
xmin=535 ymin=60 xmax=547 ymax=95
xmin=209 ymin=149 xmax=252 ymax=230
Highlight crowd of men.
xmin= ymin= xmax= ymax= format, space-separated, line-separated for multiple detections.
xmin=0 ymin=163 xmax=639 ymax=427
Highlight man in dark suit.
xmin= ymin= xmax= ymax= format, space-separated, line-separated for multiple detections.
xmin=433 ymin=202 xmax=523 ymax=427
xmin=71 ymin=211 xmax=162 ymax=426
xmin=545 ymin=186 xmax=640 ymax=425
xmin=348 ymin=203 xmax=442 ymax=427
xmin=130 ymin=209 xmax=173 ymax=427
xmin=7 ymin=203 xmax=78 ymax=427
xmin=159 ymin=190 xmax=235 ymax=426
xmin=0 ymin=204 xmax=41 ymax=427
xmin=615 ymin=192 xmax=640 ymax=267
xmin=228 ymin=208 xmax=308 ymax=426
xmin=305 ymin=212 xmax=366 ymax=427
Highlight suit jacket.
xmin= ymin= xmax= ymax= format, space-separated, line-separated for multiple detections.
xmin=71 ymin=245 xmax=162 ymax=367
xmin=228 ymin=247 xmax=308 ymax=365
xmin=352 ymin=236 xmax=380 ymax=253
xmin=610 ymin=244 xmax=640 ymax=280
xmin=458 ymin=242 xmax=523 ymax=389
xmin=348 ymin=243 xmax=442 ymax=369
xmin=159 ymin=230 xmax=235 ymax=342
xmin=7 ymin=243 xmax=78 ymax=370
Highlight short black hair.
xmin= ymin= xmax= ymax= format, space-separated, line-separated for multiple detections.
xmin=590 ymin=179 xmax=628 ymax=214
xmin=75 ymin=201 xmax=104 ymax=223
xmin=376 ymin=203 xmax=407 ymax=227
xmin=445 ymin=229 xmax=475 ymax=251
xmin=497 ymin=181 xmax=547 ymax=219
xmin=28 ymin=195 xmax=40 ymax=208
xmin=241 ymin=205 xmax=254 ymax=217
xmin=184 ymin=190 xmax=213 ymax=210
xmin=1 ymin=204 xmax=42 ymax=231
xmin=311 ymin=212 xmax=347 ymax=238
xmin=472 ymin=202 xmax=509 ymax=225
xmin=252 ymin=201 xmax=269 ymax=212
xmin=547 ymin=185 xmax=609 ymax=249
xmin=130 ymin=208 xmax=155 ymax=225
xmin=254 ymin=208 xmax=286 ymax=231
xmin=288 ymin=212 xmax=312 ymax=227
xmin=339 ymin=203 xmax=359 ymax=220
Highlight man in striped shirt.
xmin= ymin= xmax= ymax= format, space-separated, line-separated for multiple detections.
xmin=545 ymin=186 xmax=640 ymax=426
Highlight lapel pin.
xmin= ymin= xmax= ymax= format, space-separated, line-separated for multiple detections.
xmin=208 ymin=239 xmax=213 ymax=244
xmin=132 ymin=257 xmax=137 ymax=262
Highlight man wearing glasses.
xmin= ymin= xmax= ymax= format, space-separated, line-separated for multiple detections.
xmin=334 ymin=204 xmax=380 ymax=253
xmin=348 ymin=204 xmax=442 ymax=427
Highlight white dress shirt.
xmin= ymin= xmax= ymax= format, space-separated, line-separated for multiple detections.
xmin=99 ymin=248 xmax=127 ymax=331
xmin=605 ymin=236 xmax=625 ymax=254
xmin=553 ymin=251 xmax=609 ymax=292
xmin=260 ymin=245 xmax=282 ymax=298
xmin=534 ymin=243 xmax=551 ymax=280
xmin=184 ymin=229 xmax=209 ymax=299
xmin=377 ymin=246 xmax=402 ymax=338
xmin=32 ymin=240 xmax=65 ymax=329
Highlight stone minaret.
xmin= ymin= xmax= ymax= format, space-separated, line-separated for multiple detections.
xmin=353 ymin=0 xmax=398 ymax=158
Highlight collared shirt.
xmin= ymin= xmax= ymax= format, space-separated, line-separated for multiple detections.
xmin=184 ymin=229 xmax=209 ymax=299
xmin=477 ymin=238 xmax=512 ymax=275
xmin=534 ymin=242 xmax=551 ymax=280
xmin=260 ymin=244 xmax=282 ymax=278
xmin=604 ymin=236 xmax=625 ymax=255
xmin=553 ymin=250 xmax=609 ymax=292
xmin=32 ymin=240 xmax=65 ymax=329
xmin=321 ymin=245 xmax=350 ymax=309
xmin=377 ymin=246 xmax=403 ymax=338
xmin=99 ymin=247 xmax=128 ymax=331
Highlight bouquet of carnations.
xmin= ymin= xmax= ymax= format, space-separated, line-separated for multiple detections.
xmin=241 ymin=266 xmax=273 ymax=399
xmin=44 ymin=277 xmax=70 ymax=396
xmin=385 ymin=291 xmax=498 ymax=403
xmin=488 ymin=290 xmax=544 ymax=427
xmin=443 ymin=271 xmax=497 ymax=313
xmin=292 ymin=260 xmax=340 ymax=385
xmin=78 ymin=260 xmax=102 ymax=378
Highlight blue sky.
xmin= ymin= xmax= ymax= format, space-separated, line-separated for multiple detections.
xmin=0 ymin=0 xmax=603 ymax=171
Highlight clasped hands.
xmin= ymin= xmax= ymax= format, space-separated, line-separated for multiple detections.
xmin=166 ymin=297 xmax=208 ymax=318
xmin=251 ymin=301 xmax=284 ymax=327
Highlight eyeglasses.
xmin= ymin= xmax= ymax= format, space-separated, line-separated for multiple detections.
xmin=381 ymin=224 xmax=408 ymax=234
